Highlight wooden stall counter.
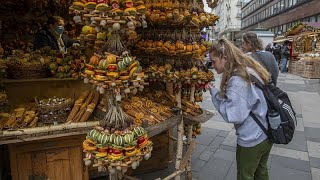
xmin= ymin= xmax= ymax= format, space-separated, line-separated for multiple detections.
xmin=0 ymin=115 xmax=182 ymax=180
xmin=9 ymin=134 xmax=89 ymax=180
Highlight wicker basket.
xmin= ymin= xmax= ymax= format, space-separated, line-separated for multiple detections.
xmin=6 ymin=63 xmax=48 ymax=79
xmin=37 ymin=98 xmax=74 ymax=124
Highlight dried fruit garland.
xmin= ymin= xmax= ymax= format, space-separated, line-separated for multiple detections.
xmin=83 ymin=103 xmax=152 ymax=173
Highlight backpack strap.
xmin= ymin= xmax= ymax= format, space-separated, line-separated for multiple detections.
xmin=249 ymin=112 xmax=270 ymax=139
xmin=248 ymin=75 xmax=272 ymax=139
xmin=249 ymin=74 xmax=265 ymax=90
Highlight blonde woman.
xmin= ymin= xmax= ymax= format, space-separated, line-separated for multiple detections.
xmin=207 ymin=38 xmax=273 ymax=180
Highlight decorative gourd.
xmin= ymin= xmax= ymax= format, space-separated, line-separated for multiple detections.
xmin=200 ymin=44 xmax=207 ymax=53
xmin=164 ymin=41 xmax=171 ymax=49
xmin=192 ymin=42 xmax=200 ymax=50
xmin=175 ymin=41 xmax=184 ymax=50
xmin=186 ymin=44 xmax=193 ymax=52
xmin=89 ymin=55 xmax=100 ymax=66
xmin=146 ymin=40 xmax=153 ymax=48
xmin=169 ymin=43 xmax=176 ymax=52
xmin=157 ymin=41 xmax=164 ymax=48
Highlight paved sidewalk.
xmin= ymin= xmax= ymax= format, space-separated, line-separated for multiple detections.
xmin=138 ymin=73 xmax=320 ymax=180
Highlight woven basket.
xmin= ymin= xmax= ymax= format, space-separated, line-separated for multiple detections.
xmin=6 ymin=63 xmax=48 ymax=79
xmin=37 ymin=98 xmax=74 ymax=124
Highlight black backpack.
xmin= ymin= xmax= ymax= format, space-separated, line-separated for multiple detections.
xmin=249 ymin=75 xmax=296 ymax=144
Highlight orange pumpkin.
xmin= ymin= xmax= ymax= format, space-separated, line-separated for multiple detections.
xmin=169 ymin=44 xmax=176 ymax=51
xmin=160 ymin=14 xmax=167 ymax=21
xmin=200 ymin=44 xmax=207 ymax=53
xmin=153 ymin=41 xmax=158 ymax=48
xmin=143 ymin=40 xmax=149 ymax=48
xmin=175 ymin=41 xmax=184 ymax=50
xmin=186 ymin=44 xmax=193 ymax=52
xmin=192 ymin=42 xmax=200 ymax=50
xmin=147 ymin=40 xmax=153 ymax=48
xmin=157 ymin=41 xmax=164 ymax=47
xmin=138 ymin=40 xmax=144 ymax=48
xmin=164 ymin=41 xmax=171 ymax=49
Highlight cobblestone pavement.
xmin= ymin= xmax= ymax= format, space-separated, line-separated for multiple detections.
xmin=135 ymin=73 xmax=320 ymax=180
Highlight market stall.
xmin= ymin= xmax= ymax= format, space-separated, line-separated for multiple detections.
xmin=0 ymin=0 xmax=218 ymax=179
xmin=285 ymin=22 xmax=320 ymax=79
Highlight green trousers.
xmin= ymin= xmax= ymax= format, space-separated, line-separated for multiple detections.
xmin=236 ymin=139 xmax=273 ymax=180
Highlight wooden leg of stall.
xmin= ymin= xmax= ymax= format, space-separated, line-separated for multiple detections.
xmin=185 ymin=82 xmax=196 ymax=179
xmin=186 ymin=125 xmax=193 ymax=180
xmin=166 ymin=82 xmax=175 ymax=162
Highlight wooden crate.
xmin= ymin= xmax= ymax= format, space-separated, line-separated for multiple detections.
xmin=289 ymin=59 xmax=320 ymax=79
xmin=288 ymin=60 xmax=297 ymax=74
xmin=9 ymin=135 xmax=88 ymax=180
xmin=301 ymin=59 xmax=320 ymax=79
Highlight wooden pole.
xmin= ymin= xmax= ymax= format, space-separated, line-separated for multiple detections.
xmin=166 ymin=81 xmax=175 ymax=162
xmin=185 ymin=125 xmax=193 ymax=180
xmin=175 ymin=82 xmax=183 ymax=180
xmin=190 ymin=82 xmax=195 ymax=103
xmin=186 ymin=82 xmax=196 ymax=179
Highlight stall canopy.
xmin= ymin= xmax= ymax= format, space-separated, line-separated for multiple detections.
xmin=272 ymin=36 xmax=293 ymax=43
xmin=285 ymin=22 xmax=320 ymax=37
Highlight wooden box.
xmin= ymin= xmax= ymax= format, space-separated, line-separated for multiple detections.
xmin=9 ymin=135 xmax=88 ymax=180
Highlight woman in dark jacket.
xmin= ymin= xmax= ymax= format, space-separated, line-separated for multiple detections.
xmin=242 ymin=32 xmax=279 ymax=86
xmin=33 ymin=16 xmax=79 ymax=54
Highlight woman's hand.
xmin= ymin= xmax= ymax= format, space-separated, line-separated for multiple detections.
xmin=205 ymin=82 xmax=214 ymax=91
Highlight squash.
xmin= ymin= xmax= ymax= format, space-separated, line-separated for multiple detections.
xmin=153 ymin=41 xmax=158 ymax=48
xmin=146 ymin=40 xmax=153 ymax=48
xmin=157 ymin=41 xmax=164 ymax=48
xmin=169 ymin=44 xmax=176 ymax=52
xmin=192 ymin=42 xmax=200 ymax=50
xmin=106 ymin=54 xmax=117 ymax=64
xmin=175 ymin=41 xmax=184 ymax=50
xmin=200 ymin=44 xmax=207 ymax=53
xmin=137 ymin=40 xmax=144 ymax=48
xmin=164 ymin=41 xmax=171 ymax=49
xmin=89 ymin=55 xmax=100 ymax=65
xmin=186 ymin=44 xmax=193 ymax=52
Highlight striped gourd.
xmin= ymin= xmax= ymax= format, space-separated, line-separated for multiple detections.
xmin=88 ymin=129 xmax=97 ymax=138
xmin=124 ymin=133 xmax=134 ymax=144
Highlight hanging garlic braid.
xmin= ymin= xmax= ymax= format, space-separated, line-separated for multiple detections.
xmin=209 ymin=38 xmax=270 ymax=97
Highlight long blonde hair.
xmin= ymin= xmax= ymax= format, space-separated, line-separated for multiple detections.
xmin=209 ymin=38 xmax=270 ymax=97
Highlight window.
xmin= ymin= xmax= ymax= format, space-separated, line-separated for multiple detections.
xmin=280 ymin=0 xmax=285 ymax=11
xmin=283 ymin=24 xmax=287 ymax=32
xmin=273 ymin=4 xmax=278 ymax=13
xmin=292 ymin=0 xmax=297 ymax=5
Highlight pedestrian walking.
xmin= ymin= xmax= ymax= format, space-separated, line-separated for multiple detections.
xmin=206 ymin=38 xmax=273 ymax=180
xmin=265 ymin=43 xmax=272 ymax=52
xmin=281 ymin=41 xmax=290 ymax=73
xmin=272 ymin=43 xmax=282 ymax=66
xmin=242 ymin=32 xmax=279 ymax=86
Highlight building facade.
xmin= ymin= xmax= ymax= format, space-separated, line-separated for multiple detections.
xmin=211 ymin=0 xmax=243 ymax=41
xmin=240 ymin=0 xmax=320 ymax=36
